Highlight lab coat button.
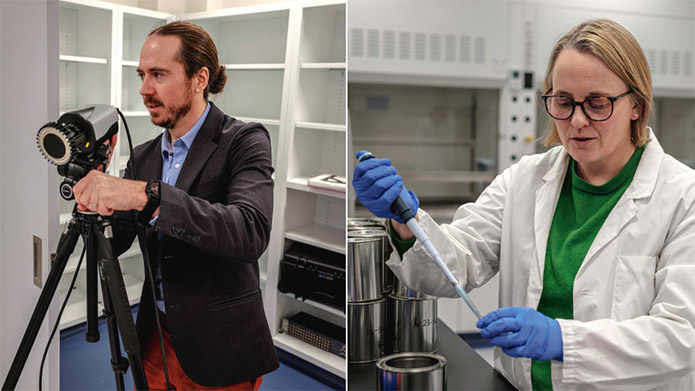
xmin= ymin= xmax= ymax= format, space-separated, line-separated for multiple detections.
xmin=192 ymin=235 xmax=200 ymax=243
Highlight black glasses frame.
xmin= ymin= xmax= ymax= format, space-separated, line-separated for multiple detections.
xmin=541 ymin=90 xmax=633 ymax=121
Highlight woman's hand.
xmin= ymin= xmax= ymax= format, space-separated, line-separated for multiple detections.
xmin=477 ymin=307 xmax=563 ymax=361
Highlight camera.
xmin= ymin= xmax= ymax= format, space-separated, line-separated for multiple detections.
xmin=37 ymin=105 xmax=119 ymax=200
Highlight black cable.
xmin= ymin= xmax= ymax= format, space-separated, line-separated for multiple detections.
xmin=38 ymin=246 xmax=86 ymax=391
xmin=117 ymin=108 xmax=171 ymax=391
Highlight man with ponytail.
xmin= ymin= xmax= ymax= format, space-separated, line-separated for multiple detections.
xmin=71 ymin=21 xmax=278 ymax=390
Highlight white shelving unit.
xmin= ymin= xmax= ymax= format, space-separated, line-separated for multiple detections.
xmin=263 ymin=0 xmax=347 ymax=379
xmin=59 ymin=0 xmax=115 ymax=114
xmin=57 ymin=0 xmax=347 ymax=380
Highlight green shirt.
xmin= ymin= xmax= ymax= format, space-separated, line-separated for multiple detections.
xmin=532 ymin=145 xmax=645 ymax=390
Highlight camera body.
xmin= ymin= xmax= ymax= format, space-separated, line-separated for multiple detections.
xmin=37 ymin=105 xmax=119 ymax=200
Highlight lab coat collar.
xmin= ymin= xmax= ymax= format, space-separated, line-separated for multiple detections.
xmin=579 ymin=127 xmax=663 ymax=279
xmin=624 ymin=127 xmax=663 ymax=200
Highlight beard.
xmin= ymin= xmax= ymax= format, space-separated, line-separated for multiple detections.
xmin=144 ymin=87 xmax=193 ymax=129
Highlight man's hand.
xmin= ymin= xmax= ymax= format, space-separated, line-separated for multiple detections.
xmin=477 ymin=307 xmax=563 ymax=361
xmin=73 ymin=170 xmax=147 ymax=216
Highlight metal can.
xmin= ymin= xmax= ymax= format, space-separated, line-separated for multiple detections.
xmin=376 ymin=352 xmax=447 ymax=390
xmin=348 ymin=298 xmax=386 ymax=363
xmin=348 ymin=237 xmax=383 ymax=302
xmin=388 ymin=295 xmax=437 ymax=354
xmin=348 ymin=229 xmax=393 ymax=294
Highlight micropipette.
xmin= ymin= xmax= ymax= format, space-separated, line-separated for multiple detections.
xmin=357 ymin=151 xmax=482 ymax=320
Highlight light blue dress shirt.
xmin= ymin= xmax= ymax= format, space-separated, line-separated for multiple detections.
xmin=153 ymin=102 xmax=211 ymax=313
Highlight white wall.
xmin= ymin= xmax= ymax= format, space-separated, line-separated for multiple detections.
xmin=0 ymin=1 xmax=60 ymax=389
xmin=101 ymin=0 xmax=291 ymax=13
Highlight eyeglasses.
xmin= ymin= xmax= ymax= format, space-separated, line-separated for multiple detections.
xmin=541 ymin=90 xmax=633 ymax=121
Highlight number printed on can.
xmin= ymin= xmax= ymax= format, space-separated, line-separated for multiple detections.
xmin=414 ymin=318 xmax=436 ymax=328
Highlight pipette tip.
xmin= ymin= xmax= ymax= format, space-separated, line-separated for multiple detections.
xmin=455 ymin=284 xmax=482 ymax=320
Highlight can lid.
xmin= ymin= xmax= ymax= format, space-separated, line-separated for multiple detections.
xmin=348 ymin=229 xmax=388 ymax=238
xmin=376 ymin=352 xmax=447 ymax=374
xmin=348 ymin=224 xmax=386 ymax=230
xmin=347 ymin=236 xmax=381 ymax=243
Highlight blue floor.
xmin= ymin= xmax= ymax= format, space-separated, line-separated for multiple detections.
xmin=60 ymin=306 xmax=342 ymax=390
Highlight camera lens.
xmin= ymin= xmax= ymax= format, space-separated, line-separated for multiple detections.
xmin=43 ymin=133 xmax=67 ymax=161
xmin=37 ymin=123 xmax=85 ymax=166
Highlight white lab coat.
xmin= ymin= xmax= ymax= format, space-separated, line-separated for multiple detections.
xmin=387 ymin=130 xmax=695 ymax=390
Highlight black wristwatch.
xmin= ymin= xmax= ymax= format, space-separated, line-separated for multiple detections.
xmin=141 ymin=180 xmax=161 ymax=223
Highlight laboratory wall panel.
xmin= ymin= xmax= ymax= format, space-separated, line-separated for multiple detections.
xmin=348 ymin=0 xmax=509 ymax=84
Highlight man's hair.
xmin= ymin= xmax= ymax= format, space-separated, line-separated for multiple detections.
xmin=541 ymin=18 xmax=653 ymax=147
xmin=149 ymin=21 xmax=227 ymax=100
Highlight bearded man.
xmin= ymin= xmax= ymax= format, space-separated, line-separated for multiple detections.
xmin=72 ymin=21 xmax=278 ymax=390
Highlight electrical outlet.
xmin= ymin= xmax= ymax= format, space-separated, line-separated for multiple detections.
xmin=33 ymin=235 xmax=42 ymax=288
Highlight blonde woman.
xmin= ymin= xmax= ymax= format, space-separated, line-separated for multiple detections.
xmin=353 ymin=19 xmax=695 ymax=389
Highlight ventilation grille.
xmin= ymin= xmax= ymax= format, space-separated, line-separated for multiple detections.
xmin=351 ymin=27 xmax=487 ymax=65
xmin=647 ymin=48 xmax=694 ymax=77
xmin=351 ymin=28 xmax=364 ymax=57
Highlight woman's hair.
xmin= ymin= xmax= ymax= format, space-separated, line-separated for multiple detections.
xmin=149 ymin=21 xmax=227 ymax=100
xmin=541 ymin=18 xmax=652 ymax=147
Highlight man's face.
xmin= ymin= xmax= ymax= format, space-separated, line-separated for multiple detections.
xmin=137 ymin=34 xmax=195 ymax=129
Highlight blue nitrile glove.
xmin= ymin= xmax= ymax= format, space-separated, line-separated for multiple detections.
xmin=353 ymin=151 xmax=419 ymax=224
xmin=477 ymin=307 xmax=563 ymax=361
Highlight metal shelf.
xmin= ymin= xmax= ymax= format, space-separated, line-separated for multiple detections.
xmin=295 ymin=121 xmax=346 ymax=132
xmin=285 ymin=223 xmax=345 ymax=254
xmin=286 ymin=177 xmax=346 ymax=199
xmin=224 ymin=63 xmax=285 ymax=70
xmin=60 ymin=54 xmax=108 ymax=64
xmin=301 ymin=62 xmax=345 ymax=70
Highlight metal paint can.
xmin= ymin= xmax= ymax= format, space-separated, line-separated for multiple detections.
xmin=376 ymin=352 xmax=447 ymax=391
xmin=348 ymin=236 xmax=383 ymax=302
xmin=348 ymin=229 xmax=393 ymax=294
xmin=388 ymin=295 xmax=437 ymax=354
xmin=348 ymin=297 xmax=386 ymax=363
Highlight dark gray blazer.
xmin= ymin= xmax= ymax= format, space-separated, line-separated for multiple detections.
xmin=112 ymin=102 xmax=279 ymax=386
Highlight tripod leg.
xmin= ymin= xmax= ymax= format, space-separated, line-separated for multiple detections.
xmin=94 ymin=223 xmax=149 ymax=391
xmin=85 ymin=231 xmax=100 ymax=342
xmin=2 ymin=221 xmax=81 ymax=390
xmin=99 ymin=270 xmax=128 ymax=391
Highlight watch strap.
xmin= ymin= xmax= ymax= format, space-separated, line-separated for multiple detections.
xmin=140 ymin=180 xmax=161 ymax=225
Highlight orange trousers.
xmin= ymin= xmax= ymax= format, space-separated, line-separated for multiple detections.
xmin=140 ymin=313 xmax=262 ymax=391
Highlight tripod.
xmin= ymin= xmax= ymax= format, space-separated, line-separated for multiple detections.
xmin=2 ymin=209 xmax=148 ymax=391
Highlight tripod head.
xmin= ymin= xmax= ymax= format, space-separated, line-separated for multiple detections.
xmin=37 ymin=105 xmax=119 ymax=200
